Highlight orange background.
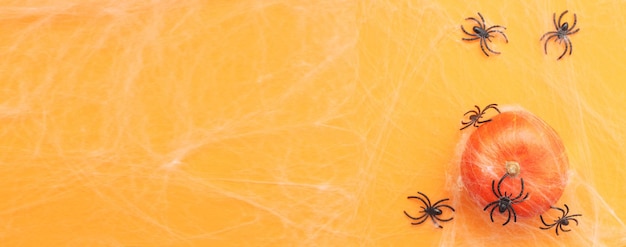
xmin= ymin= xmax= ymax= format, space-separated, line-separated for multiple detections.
xmin=0 ymin=0 xmax=625 ymax=246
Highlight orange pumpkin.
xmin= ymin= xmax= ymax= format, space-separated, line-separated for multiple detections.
xmin=460 ymin=109 xmax=569 ymax=217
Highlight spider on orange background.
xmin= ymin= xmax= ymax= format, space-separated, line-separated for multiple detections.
xmin=460 ymin=104 xmax=501 ymax=130
xmin=539 ymin=204 xmax=582 ymax=236
xmin=461 ymin=12 xmax=508 ymax=57
xmin=540 ymin=10 xmax=580 ymax=60
xmin=403 ymin=192 xmax=455 ymax=228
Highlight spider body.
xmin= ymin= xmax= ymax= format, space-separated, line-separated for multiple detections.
xmin=483 ymin=174 xmax=529 ymax=226
xmin=460 ymin=104 xmax=500 ymax=130
xmin=472 ymin=26 xmax=488 ymax=38
xmin=461 ymin=12 xmax=508 ymax=56
xmin=403 ymin=192 xmax=455 ymax=228
xmin=540 ymin=10 xmax=580 ymax=60
xmin=540 ymin=204 xmax=582 ymax=236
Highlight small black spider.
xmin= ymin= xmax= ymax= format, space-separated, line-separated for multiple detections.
xmin=483 ymin=174 xmax=529 ymax=226
xmin=540 ymin=204 xmax=582 ymax=236
xmin=403 ymin=192 xmax=455 ymax=228
xmin=540 ymin=10 xmax=580 ymax=60
xmin=460 ymin=104 xmax=501 ymax=130
xmin=461 ymin=12 xmax=508 ymax=57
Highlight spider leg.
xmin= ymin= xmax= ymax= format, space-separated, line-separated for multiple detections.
xmin=432 ymin=201 xmax=455 ymax=220
xmin=461 ymin=119 xmax=476 ymax=125
xmin=484 ymin=104 xmax=501 ymax=113
xmin=476 ymin=118 xmax=492 ymax=124
xmin=559 ymin=223 xmax=571 ymax=233
xmin=404 ymin=210 xmax=428 ymax=221
xmin=567 ymin=37 xmax=573 ymax=56
xmin=461 ymin=118 xmax=476 ymax=125
xmin=539 ymin=215 xmax=554 ymax=228
xmin=479 ymin=38 xmax=490 ymax=57
xmin=417 ymin=192 xmax=432 ymax=207
xmin=502 ymin=207 xmax=512 ymax=226
xmin=484 ymin=103 xmax=498 ymax=109
xmin=473 ymin=105 xmax=481 ymax=112
xmin=462 ymin=37 xmax=480 ymax=41
xmin=466 ymin=17 xmax=483 ymax=30
xmin=434 ymin=214 xmax=454 ymax=222
xmin=463 ymin=108 xmax=480 ymax=117
xmin=569 ymin=213 xmax=582 ymax=218
xmin=549 ymin=210 xmax=564 ymax=224
xmin=460 ymin=123 xmax=473 ymax=130
xmin=435 ymin=204 xmax=455 ymax=213
xmin=543 ymin=35 xmax=558 ymax=54
xmin=511 ymin=206 xmax=517 ymax=223
xmin=555 ymin=223 xmax=561 ymax=236
xmin=483 ymin=38 xmax=500 ymax=54
xmin=512 ymin=177 xmax=527 ymax=201
xmin=557 ymin=204 xmax=569 ymax=217
xmin=463 ymin=111 xmax=479 ymax=119
xmin=489 ymin=205 xmax=497 ymax=222
xmin=570 ymin=13 xmax=578 ymax=31
xmin=569 ymin=217 xmax=580 ymax=226
xmin=477 ymin=12 xmax=486 ymax=29
xmin=488 ymin=30 xmax=509 ymax=43
xmin=558 ymin=38 xmax=569 ymax=60
xmin=461 ymin=25 xmax=474 ymax=36
xmin=552 ymin=12 xmax=558 ymax=30
xmin=461 ymin=110 xmax=479 ymax=126
xmin=486 ymin=25 xmax=506 ymax=31
xmin=569 ymin=28 xmax=580 ymax=35
xmin=513 ymin=192 xmax=529 ymax=203
xmin=558 ymin=10 xmax=569 ymax=28
xmin=540 ymin=31 xmax=558 ymax=41
xmin=496 ymin=174 xmax=508 ymax=197
xmin=491 ymin=179 xmax=500 ymax=198
xmin=473 ymin=120 xmax=483 ymax=128
xmin=410 ymin=214 xmax=431 ymax=225
xmin=483 ymin=201 xmax=499 ymax=211
xmin=407 ymin=195 xmax=430 ymax=209
xmin=430 ymin=215 xmax=443 ymax=228
xmin=431 ymin=198 xmax=451 ymax=208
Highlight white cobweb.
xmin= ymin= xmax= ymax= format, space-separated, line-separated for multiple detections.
xmin=0 ymin=0 xmax=624 ymax=246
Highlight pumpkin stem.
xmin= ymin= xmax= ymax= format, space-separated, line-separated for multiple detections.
xmin=505 ymin=161 xmax=521 ymax=177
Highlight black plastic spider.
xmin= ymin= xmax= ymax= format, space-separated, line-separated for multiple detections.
xmin=483 ymin=174 xmax=529 ymax=226
xmin=540 ymin=10 xmax=580 ymax=60
xmin=540 ymin=204 xmax=582 ymax=236
xmin=403 ymin=192 xmax=455 ymax=228
xmin=461 ymin=12 xmax=508 ymax=57
xmin=460 ymin=104 xmax=501 ymax=130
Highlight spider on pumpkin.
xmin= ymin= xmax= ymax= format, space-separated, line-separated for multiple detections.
xmin=483 ymin=173 xmax=529 ymax=226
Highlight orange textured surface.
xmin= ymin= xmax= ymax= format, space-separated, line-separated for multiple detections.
xmin=0 ymin=0 xmax=625 ymax=246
